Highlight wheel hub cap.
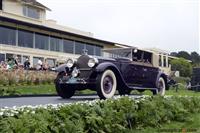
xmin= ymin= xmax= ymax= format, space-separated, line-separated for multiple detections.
xmin=103 ymin=75 xmax=113 ymax=94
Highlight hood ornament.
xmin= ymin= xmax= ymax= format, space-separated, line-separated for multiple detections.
xmin=82 ymin=49 xmax=88 ymax=55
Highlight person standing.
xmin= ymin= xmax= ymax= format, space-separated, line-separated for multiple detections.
xmin=36 ymin=58 xmax=43 ymax=70
xmin=24 ymin=58 xmax=30 ymax=70
xmin=43 ymin=59 xmax=49 ymax=71
xmin=14 ymin=56 xmax=19 ymax=67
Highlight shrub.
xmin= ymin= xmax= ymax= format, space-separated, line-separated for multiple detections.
xmin=0 ymin=70 xmax=56 ymax=86
xmin=173 ymin=77 xmax=191 ymax=85
xmin=0 ymin=86 xmax=19 ymax=96
xmin=171 ymin=58 xmax=192 ymax=77
xmin=0 ymin=96 xmax=200 ymax=133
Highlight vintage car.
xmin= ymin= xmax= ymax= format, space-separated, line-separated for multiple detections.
xmin=55 ymin=48 xmax=168 ymax=99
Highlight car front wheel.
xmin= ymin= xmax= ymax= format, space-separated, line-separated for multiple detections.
xmin=96 ymin=70 xmax=117 ymax=99
xmin=55 ymin=73 xmax=75 ymax=99
xmin=153 ymin=77 xmax=166 ymax=96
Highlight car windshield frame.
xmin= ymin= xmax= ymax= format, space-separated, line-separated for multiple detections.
xmin=103 ymin=48 xmax=135 ymax=60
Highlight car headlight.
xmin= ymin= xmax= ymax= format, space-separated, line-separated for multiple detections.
xmin=66 ymin=58 xmax=74 ymax=68
xmin=72 ymin=67 xmax=79 ymax=78
xmin=88 ymin=58 xmax=99 ymax=68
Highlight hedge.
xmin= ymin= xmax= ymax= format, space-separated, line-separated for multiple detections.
xmin=0 ymin=96 xmax=200 ymax=133
xmin=0 ymin=70 xmax=56 ymax=96
xmin=0 ymin=70 xmax=56 ymax=86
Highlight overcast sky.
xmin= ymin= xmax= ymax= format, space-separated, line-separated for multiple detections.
xmin=38 ymin=0 xmax=199 ymax=53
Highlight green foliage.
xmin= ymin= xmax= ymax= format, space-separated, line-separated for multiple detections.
xmin=0 ymin=86 xmax=19 ymax=96
xmin=1 ymin=96 xmax=200 ymax=133
xmin=191 ymin=52 xmax=200 ymax=67
xmin=171 ymin=58 xmax=192 ymax=77
xmin=0 ymin=70 xmax=56 ymax=87
xmin=0 ymin=84 xmax=56 ymax=96
xmin=0 ymin=70 xmax=56 ymax=96
xmin=170 ymin=51 xmax=200 ymax=67
xmin=172 ymin=77 xmax=191 ymax=85
xmin=176 ymin=51 xmax=191 ymax=60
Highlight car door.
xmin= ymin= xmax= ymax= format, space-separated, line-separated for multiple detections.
xmin=130 ymin=62 xmax=145 ymax=86
xmin=121 ymin=50 xmax=145 ymax=86
xmin=142 ymin=51 xmax=159 ymax=87
xmin=142 ymin=65 xmax=159 ymax=87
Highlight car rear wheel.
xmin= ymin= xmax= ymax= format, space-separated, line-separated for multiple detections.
xmin=55 ymin=73 xmax=75 ymax=99
xmin=152 ymin=77 xmax=166 ymax=96
xmin=96 ymin=70 xmax=117 ymax=99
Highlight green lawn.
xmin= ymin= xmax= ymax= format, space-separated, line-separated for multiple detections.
xmin=0 ymin=84 xmax=56 ymax=96
xmin=141 ymin=89 xmax=200 ymax=97
xmin=1 ymin=83 xmax=200 ymax=96
xmin=129 ymin=113 xmax=200 ymax=133
xmin=16 ymin=84 xmax=56 ymax=95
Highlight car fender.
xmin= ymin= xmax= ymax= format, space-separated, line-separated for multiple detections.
xmin=94 ymin=62 xmax=129 ymax=89
xmin=95 ymin=62 xmax=119 ymax=73
xmin=55 ymin=64 xmax=68 ymax=73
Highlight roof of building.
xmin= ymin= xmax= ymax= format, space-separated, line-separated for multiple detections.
xmin=21 ymin=0 xmax=51 ymax=11
xmin=0 ymin=16 xmax=117 ymax=46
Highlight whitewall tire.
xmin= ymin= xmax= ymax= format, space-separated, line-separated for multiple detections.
xmin=153 ymin=77 xmax=166 ymax=96
xmin=97 ymin=70 xmax=117 ymax=99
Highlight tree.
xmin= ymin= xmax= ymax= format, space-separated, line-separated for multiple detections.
xmin=171 ymin=58 xmax=192 ymax=77
xmin=170 ymin=52 xmax=178 ymax=57
xmin=176 ymin=51 xmax=191 ymax=60
xmin=191 ymin=52 xmax=200 ymax=66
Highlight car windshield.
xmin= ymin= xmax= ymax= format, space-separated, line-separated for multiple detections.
xmin=103 ymin=48 xmax=133 ymax=59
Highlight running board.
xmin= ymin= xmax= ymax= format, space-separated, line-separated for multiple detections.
xmin=128 ymin=86 xmax=158 ymax=91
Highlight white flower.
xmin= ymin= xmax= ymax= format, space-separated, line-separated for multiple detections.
xmin=0 ymin=112 xmax=4 ymax=116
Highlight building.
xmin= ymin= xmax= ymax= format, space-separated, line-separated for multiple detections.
xmin=0 ymin=0 xmax=127 ymax=68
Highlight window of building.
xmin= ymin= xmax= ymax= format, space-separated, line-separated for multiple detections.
xmin=23 ymin=6 xmax=40 ymax=19
xmin=50 ymin=37 xmax=63 ymax=52
xmin=46 ymin=58 xmax=56 ymax=68
xmin=63 ymin=39 xmax=74 ymax=54
xmin=6 ymin=53 xmax=14 ymax=61
xmin=16 ymin=55 xmax=22 ymax=64
xmin=22 ymin=55 xmax=30 ymax=64
xmin=33 ymin=57 xmax=44 ymax=68
xmin=75 ymin=41 xmax=85 ymax=54
xmin=0 ymin=0 xmax=2 ymax=10
xmin=0 ymin=26 xmax=16 ymax=45
xmin=95 ymin=46 xmax=102 ymax=56
xmin=86 ymin=44 xmax=95 ymax=55
xmin=18 ymin=30 xmax=33 ymax=48
xmin=6 ymin=54 xmax=21 ymax=64
xmin=0 ymin=53 xmax=5 ymax=62
xmin=35 ymin=33 xmax=49 ymax=50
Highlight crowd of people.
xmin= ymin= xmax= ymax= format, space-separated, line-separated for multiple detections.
xmin=0 ymin=55 xmax=51 ymax=71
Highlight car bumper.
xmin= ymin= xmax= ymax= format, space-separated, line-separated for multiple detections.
xmin=59 ymin=76 xmax=96 ymax=85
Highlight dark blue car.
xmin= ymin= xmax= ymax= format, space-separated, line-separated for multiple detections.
xmin=55 ymin=48 xmax=168 ymax=99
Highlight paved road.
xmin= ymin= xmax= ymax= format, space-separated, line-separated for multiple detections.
xmin=0 ymin=95 xmax=99 ymax=108
xmin=0 ymin=95 xmax=141 ymax=108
